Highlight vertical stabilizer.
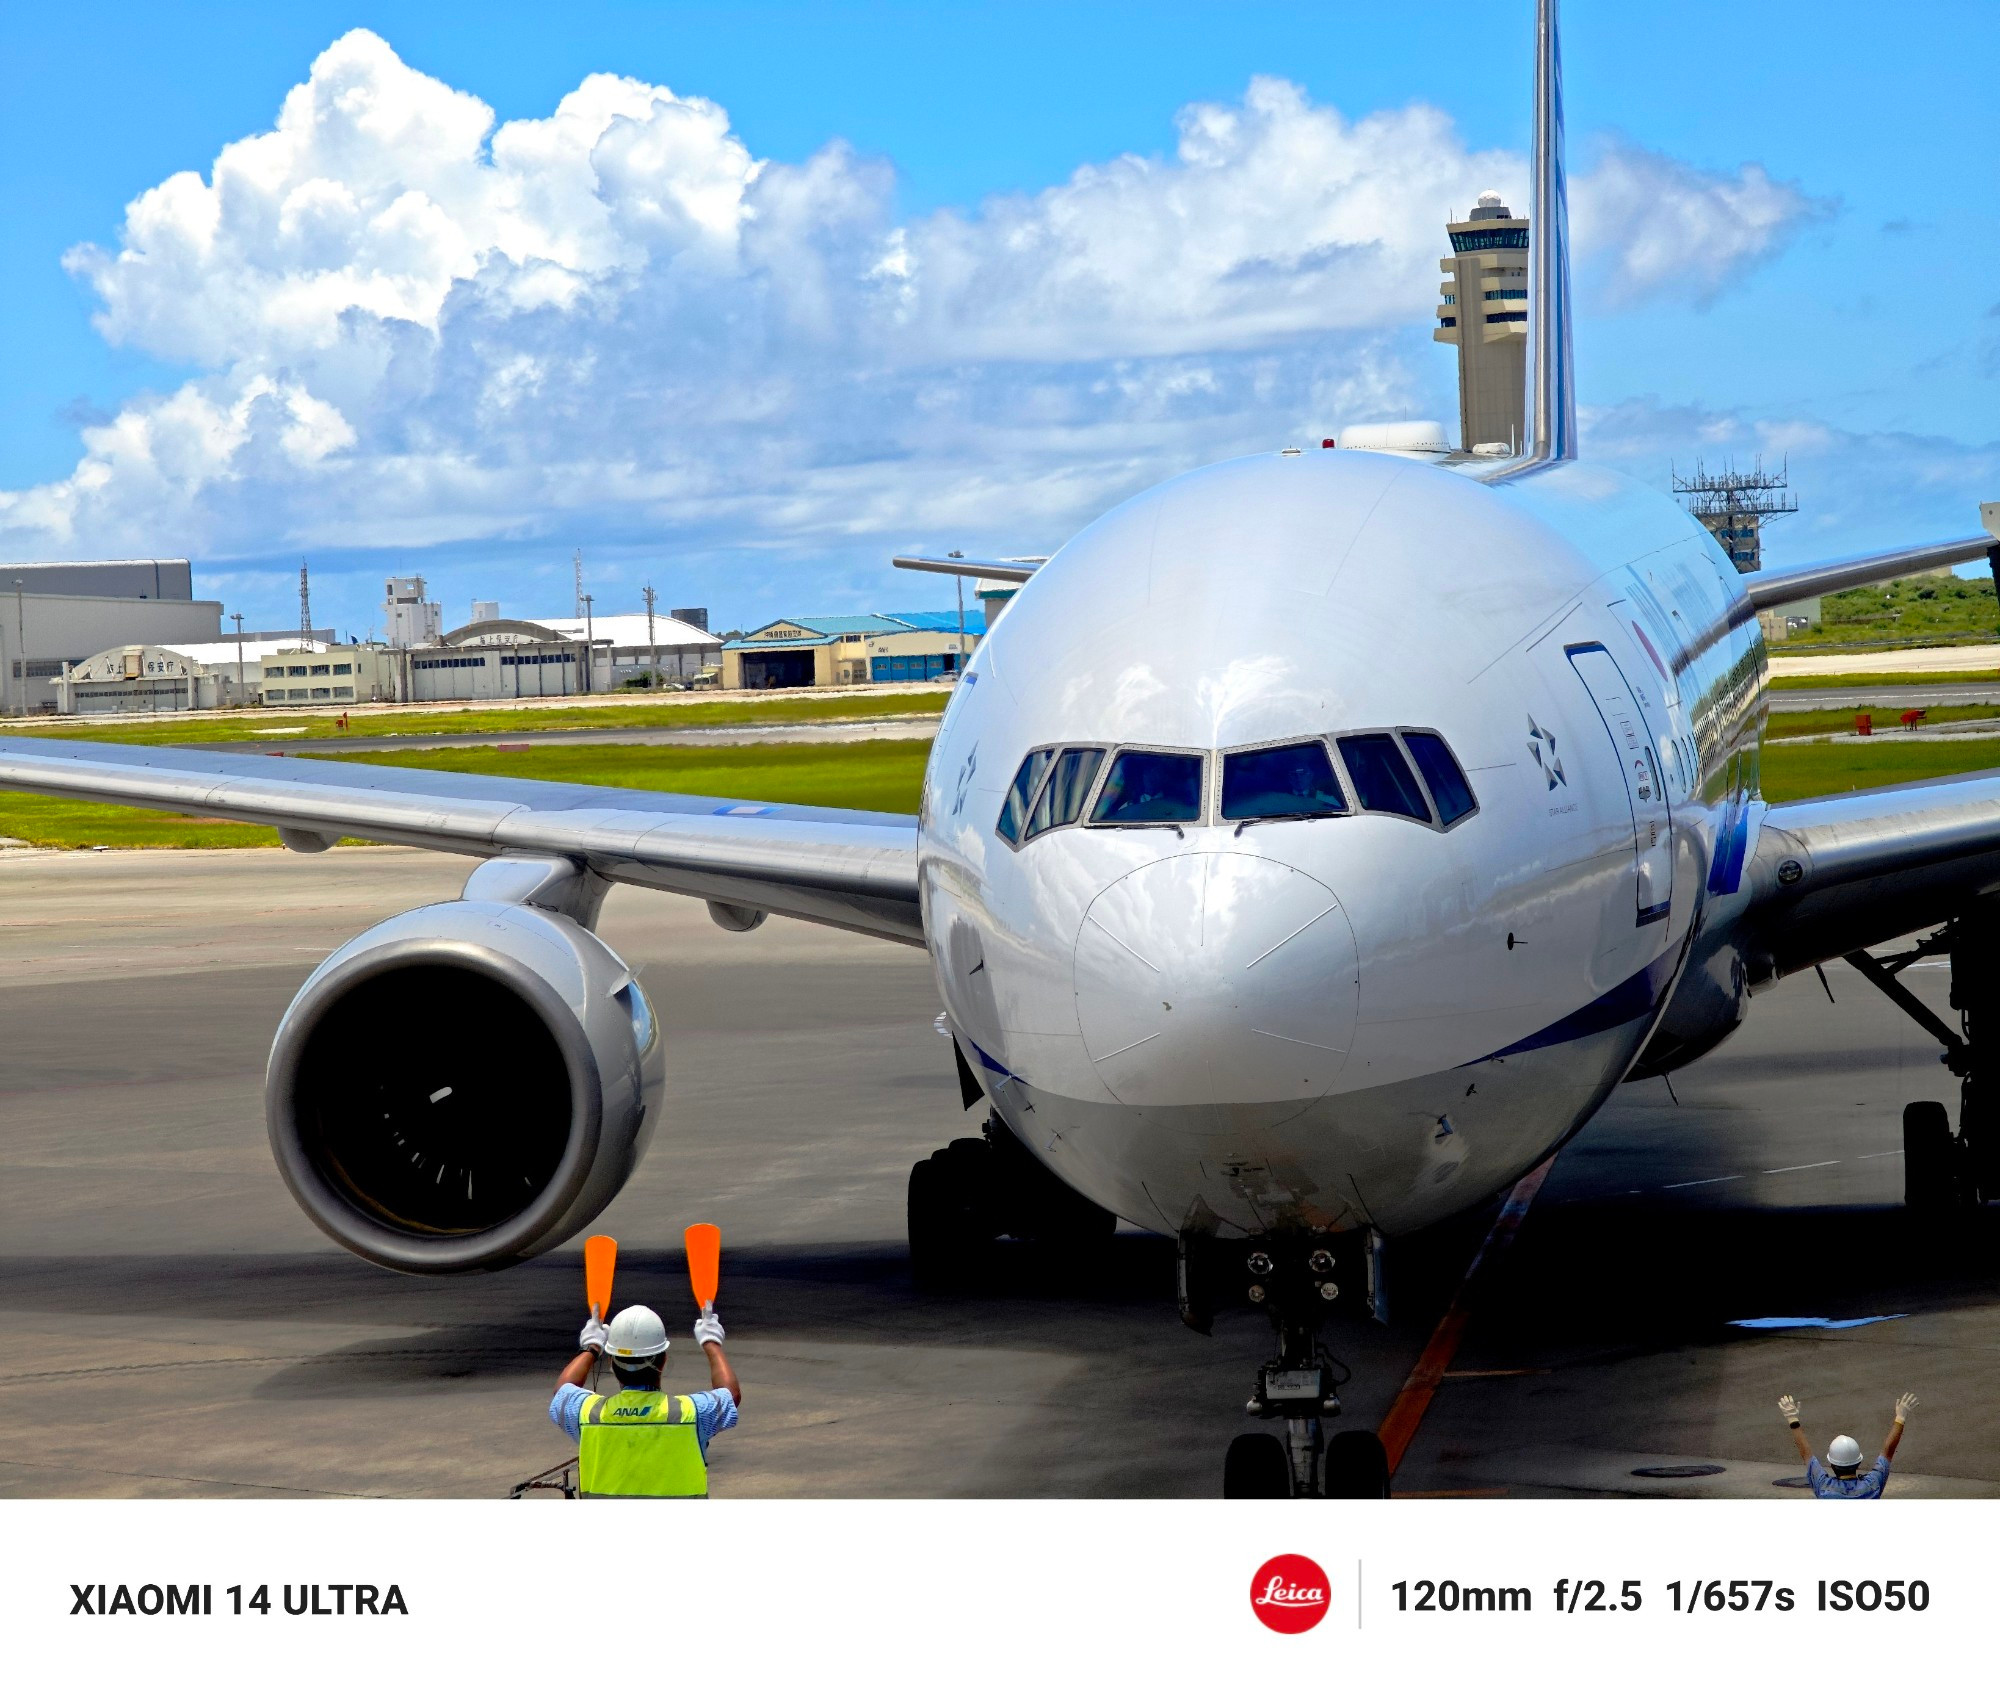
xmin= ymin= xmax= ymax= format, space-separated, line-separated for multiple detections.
xmin=1480 ymin=0 xmax=1576 ymax=479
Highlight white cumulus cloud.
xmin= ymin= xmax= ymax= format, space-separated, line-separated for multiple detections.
xmin=1572 ymin=141 xmax=1834 ymax=306
xmin=1 ymin=29 xmax=1833 ymax=578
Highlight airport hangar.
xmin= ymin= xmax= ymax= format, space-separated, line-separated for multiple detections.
xmin=405 ymin=612 xmax=722 ymax=702
xmin=0 ymin=558 xmax=321 ymax=715
xmin=721 ymin=609 xmax=989 ymax=690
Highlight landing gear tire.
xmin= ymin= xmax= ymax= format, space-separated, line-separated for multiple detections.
xmin=1223 ymin=1432 xmax=1292 ymax=1498
xmin=908 ymin=1139 xmax=994 ymax=1290
xmin=1903 ymin=1100 xmax=1958 ymax=1211
xmin=1323 ymin=1429 xmax=1391 ymax=1499
xmin=908 ymin=1117 xmax=1116 ymax=1289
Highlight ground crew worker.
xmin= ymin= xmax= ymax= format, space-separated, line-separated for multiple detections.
xmin=1778 ymin=1392 xmax=1916 ymax=1498
xmin=549 ymin=1303 xmax=740 ymax=1497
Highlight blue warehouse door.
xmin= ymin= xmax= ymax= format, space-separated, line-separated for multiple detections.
xmin=1567 ymin=643 xmax=1672 ymax=926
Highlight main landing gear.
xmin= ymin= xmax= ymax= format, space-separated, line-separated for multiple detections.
xmin=1182 ymin=1232 xmax=1389 ymax=1499
xmin=1845 ymin=904 xmax=2000 ymax=1211
xmin=907 ymin=1113 xmax=1116 ymax=1289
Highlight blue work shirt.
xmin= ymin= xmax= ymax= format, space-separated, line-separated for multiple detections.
xmin=550 ymin=1381 xmax=738 ymax=1453
xmin=1806 ymin=1456 xmax=1890 ymax=1498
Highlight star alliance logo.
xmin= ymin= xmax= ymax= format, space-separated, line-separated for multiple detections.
xmin=1527 ymin=716 xmax=1565 ymax=789
xmin=951 ymin=745 xmax=978 ymax=818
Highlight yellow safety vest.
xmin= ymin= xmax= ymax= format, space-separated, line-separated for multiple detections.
xmin=576 ymin=1390 xmax=708 ymax=1498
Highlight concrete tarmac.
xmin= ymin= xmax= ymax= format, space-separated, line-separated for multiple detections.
xmin=1776 ymin=684 xmax=2000 ymax=711
xmin=1 ymin=849 xmax=1995 ymax=1498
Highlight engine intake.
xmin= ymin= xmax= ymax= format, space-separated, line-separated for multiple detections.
xmin=267 ymin=899 xmax=664 ymax=1273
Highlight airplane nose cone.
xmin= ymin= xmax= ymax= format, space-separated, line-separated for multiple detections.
xmin=1074 ymin=853 xmax=1358 ymax=1106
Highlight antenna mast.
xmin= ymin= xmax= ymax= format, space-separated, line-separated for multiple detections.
xmin=299 ymin=562 xmax=313 ymax=648
xmin=643 ymin=584 xmax=659 ymax=685
xmin=573 ymin=548 xmax=584 ymax=619
xmin=1672 ymin=457 xmax=1798 ymax=574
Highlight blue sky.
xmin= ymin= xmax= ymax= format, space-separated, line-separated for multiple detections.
xmin=1 ymin=1 xmax=1993 ymax=637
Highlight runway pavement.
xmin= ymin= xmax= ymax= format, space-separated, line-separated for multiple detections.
xmin=1775 ymin=683 xmax=2000 ymax=712
xmin=1 ymin=847 xmax=1994 ymax=1498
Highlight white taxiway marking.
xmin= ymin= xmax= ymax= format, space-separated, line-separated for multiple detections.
xmin=1763 ymin=1160 xmax=1841 ymax=1174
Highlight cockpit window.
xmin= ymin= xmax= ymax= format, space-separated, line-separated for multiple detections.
xmin=1337 ymin=733 xmax=1431 ymax=822
xmin=1090 ymin=750 xmax=1204 ymax=825
xmin=1402 ymin=731 xmax=1477 ymax=825
xmin=1220 ymin=741 xmax=1347 ymax=822
xmin=1025 ymin=746 xmax=1105 ymax=840
xmin=996 ymin=748 xmax=1055 ymax=844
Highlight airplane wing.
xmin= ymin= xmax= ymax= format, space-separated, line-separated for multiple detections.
xmin=1746 ymin=533 xmax=1994 ymax=609
xmin=1748 ymin=771 xmax=2000 ymax=975
xmin=0 ymin=736 xmax=922 ymax=944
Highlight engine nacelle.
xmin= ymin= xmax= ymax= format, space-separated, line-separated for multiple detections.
xmin=266 ymin=899 xmax=664 ymax=1274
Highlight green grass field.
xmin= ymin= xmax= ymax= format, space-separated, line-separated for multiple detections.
xmin=325 ymin=739 xmax=932 ymax=812
xmin=1783 ymin=575 xmax=2000 ymax=651
xmin=0 ymin=688 xmax=949 ymax=748
xmin=2 ymin=728 xmax=1995 ymax=849
xmin=1760 ymin=737 xmax=2000 ymax=802
xmin=1766 ymin=704 xmax=2000 ymax=739
xmin=0 ymin=738 xmax=934 ymax=849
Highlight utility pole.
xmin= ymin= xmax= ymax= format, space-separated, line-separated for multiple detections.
xmin=643 ymin=584 xmax=659 ymax=686
xmin=580 ymin=592 xmax=594 ymax=694
xmin=10 ymin=578 xmax=22 ymax=716
xmin=231 ymin=611 xmax=246 ymax=705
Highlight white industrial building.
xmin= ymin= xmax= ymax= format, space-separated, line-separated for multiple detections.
xmin=54 ymin=634 xmax=402 ymax=714
xmin=259 ymin=644 xmax=397 ymax=706
xmin=0 ymin=558 xmax=229 ymax=714
xmin=383 ymin=576 xmax=444 ymax=648
xmin=393 ymin=611 xmax=720 ymax=702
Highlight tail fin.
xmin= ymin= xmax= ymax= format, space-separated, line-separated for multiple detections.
xmin=1481 ymin=0 xmax=1576 ymax=479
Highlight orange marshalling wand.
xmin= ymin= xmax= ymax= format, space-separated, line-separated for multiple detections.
xmin=685 ymin=1223 xmax=721 ymax=1314
xmin=584 ymin=1234 xmax=617 ymax=1323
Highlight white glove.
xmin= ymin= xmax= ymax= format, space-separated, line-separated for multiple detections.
xmin=693 ymin=1312 xmax=726 ymax=1347
xmin=1895 ymin=1393 xmax=1918 ymax=1423
xmin=1778 ymin=1395 xmax=1801 ymax=1426
xmin=579 ymin=1316 xmax=609 ymax=1353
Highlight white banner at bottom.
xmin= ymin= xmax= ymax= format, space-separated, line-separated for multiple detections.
xmin=1 ymin=1499 xmax=1983 ymax=1687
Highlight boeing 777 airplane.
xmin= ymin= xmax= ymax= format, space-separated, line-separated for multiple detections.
xmin=1 ymin=0 xmax=1993 ymax=1497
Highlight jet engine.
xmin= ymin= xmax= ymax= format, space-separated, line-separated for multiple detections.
xmin=265 ymin=894 xmax=664 ymax=1274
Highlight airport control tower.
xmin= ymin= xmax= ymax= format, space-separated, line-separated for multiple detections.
xmin=1434 ymin=193 xmax=1529 ymax=452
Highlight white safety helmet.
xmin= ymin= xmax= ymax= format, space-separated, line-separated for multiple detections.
xmin=605 ymin=1305 xmax=670 ymax=1360
xmin=1827 ymin=1434 xmax=1863 ymax=1472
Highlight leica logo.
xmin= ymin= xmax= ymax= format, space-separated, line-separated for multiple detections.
xmin=1249 ymin=1554 xmax=1330 ymax=1634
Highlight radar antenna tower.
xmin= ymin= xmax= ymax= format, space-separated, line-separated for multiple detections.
xmin=1672 ymin=456 xmax=1798 ymax=574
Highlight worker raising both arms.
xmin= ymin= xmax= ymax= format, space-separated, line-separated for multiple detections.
xmin=552 ymin=1305 xmax=741 ymax=1498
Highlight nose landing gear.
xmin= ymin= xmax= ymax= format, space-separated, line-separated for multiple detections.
xmin=1183 ymin=1232 xmax=1390 ymax=1498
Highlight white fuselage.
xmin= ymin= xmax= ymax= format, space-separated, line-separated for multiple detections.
xmin=917 ymin=447 xmax=1766 ymax=1240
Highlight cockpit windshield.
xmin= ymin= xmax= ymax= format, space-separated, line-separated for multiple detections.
xmin=1026 ymin=746 xmax=1105 ymax=839
xmin=1337 ymin=733 xmax=1431 ymax=821
xmin=1220 ymin=741 xmax=1347 ymax=822
xmin=996 ymin=748 xmax=1055 ymax=844
xmin=1090 ymin=750 xmax=1204 ymax=825
xmin=1402 ymin=731 xmax=1477 ymax=825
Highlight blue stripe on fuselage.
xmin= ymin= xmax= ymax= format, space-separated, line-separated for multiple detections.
xmin=1468 ymin=948 xmax=1681 ymax=1064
